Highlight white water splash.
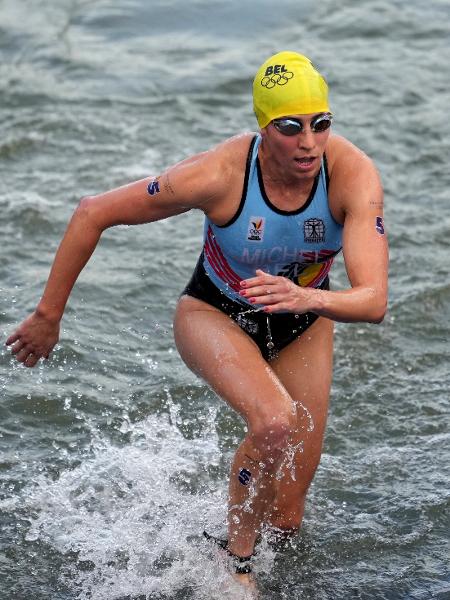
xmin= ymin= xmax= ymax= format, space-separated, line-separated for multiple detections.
xmin=7 ymin=412 xmax=269 ymax=599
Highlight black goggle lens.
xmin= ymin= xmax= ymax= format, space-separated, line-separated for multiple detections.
xmin=272 ymin=113 xmax=333 ymax=136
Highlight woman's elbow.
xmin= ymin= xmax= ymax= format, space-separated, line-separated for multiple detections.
xmin=77 ymin=195 xmax=99 ymax=215
xmin=76 ymin=195 xmax=94 ymax=217
xmin=75 ymin=196 xmax=105 ymax=232
xmin=368 ymin=294 xmax=388 ymax=324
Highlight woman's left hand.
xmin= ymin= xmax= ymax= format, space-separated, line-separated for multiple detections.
xmin=239 ymin=269 xmax=316 ymax=314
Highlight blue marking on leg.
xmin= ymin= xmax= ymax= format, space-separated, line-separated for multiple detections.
xmin=238 ymin=468 xmax=252 ymax=485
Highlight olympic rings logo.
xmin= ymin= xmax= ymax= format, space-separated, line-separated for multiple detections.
xmin=260 ymin=71 xmax=294 ymax=89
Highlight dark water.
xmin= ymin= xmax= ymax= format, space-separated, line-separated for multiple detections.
xmin=1 ymin=1 xmax=449 ymax=599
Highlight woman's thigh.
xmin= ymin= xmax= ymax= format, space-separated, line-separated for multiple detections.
xmin=173 ymin=295 xmax=296 ymax=433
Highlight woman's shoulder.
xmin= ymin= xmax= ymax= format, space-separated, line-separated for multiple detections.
xmin=326 ymin=134 xmax=377 ymax=177
xmin=191 ymin=132 xmax=257 ymax=194
xmin=212 ymin=132 xmax=258 ymax=166
xmin=325 ymin=134 xmax=383 ymax=220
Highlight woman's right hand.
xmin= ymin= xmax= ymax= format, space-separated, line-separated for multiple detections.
xmin=5 ymin=310 xmax=60 ymax=368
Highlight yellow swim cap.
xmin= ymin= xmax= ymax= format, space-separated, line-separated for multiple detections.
xmin=253 ymin=51 xmax=330 ymax=128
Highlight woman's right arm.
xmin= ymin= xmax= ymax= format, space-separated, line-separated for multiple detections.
xmin=6 ymin=141 xmax=235 ymax=367
xmin=5 ymin=176 xmax=177 ymax=366
xmin=28 ymin=174 xmax=196 ymax=325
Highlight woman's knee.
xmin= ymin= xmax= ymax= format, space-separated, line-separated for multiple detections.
xmin=250 ymin=410 xmax=298 ymax=464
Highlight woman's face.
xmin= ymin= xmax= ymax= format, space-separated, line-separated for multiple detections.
xmin=260 ymin=113 xmax=331 ymax=180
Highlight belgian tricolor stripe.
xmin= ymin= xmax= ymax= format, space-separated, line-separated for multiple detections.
xmin=204 ymin=226 xmax=241 ymax=291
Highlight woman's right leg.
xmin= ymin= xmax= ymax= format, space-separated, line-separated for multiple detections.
xmin=173 ymin=295 xmax=297 ymax=558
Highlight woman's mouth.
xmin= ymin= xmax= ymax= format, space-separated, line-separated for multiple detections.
xmin=294 ymin=156 xmax=316 ymax=170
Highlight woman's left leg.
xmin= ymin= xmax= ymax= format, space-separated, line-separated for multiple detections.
xmin=266 ymin=316 xmax=334 ymax=533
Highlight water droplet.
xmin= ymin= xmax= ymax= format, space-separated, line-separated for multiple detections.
xmin=25 ymin=531 xmax=39 ymax=542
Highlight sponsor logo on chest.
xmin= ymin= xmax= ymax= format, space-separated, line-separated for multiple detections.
xmin=247 ymin=216 xmax=265 ymax=242
xmin=303 ymin=218 xmax=326 ymax=243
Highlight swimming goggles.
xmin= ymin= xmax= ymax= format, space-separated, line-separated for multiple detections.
xmin=272 ymin=113 xmax=333 ymax=136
